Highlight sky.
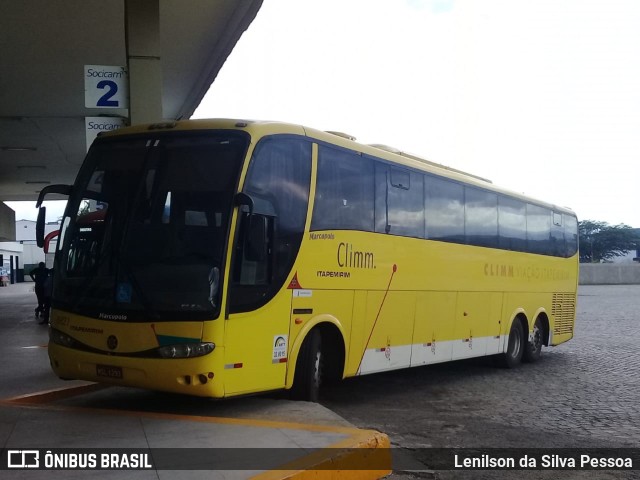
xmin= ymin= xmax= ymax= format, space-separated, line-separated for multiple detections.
xmin=193 ymin=0 xmax=640 ymax=227
xmin=6 ymin=0 xmax=639 ymax=226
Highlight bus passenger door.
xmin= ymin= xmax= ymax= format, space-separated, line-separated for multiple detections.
xmin=224 ymin=135 xmax=312 ymax=397
xmin=224 ymin=303 xmax=292 ymax=396
xmin=224 ymin=212 xmax=292 ymax=395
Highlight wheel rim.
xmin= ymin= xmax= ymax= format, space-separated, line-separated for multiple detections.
xmin=510 ymin=325 xmax=522 ymax=359
xmin=532 ymin=323 xmax=542 ymax=351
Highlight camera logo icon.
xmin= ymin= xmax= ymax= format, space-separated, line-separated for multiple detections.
xmin=7 ymin=450 xmax=40 ymax=468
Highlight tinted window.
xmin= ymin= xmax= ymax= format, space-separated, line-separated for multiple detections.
xmin=498 ymin=196 xmax=527 ymax=251
xmin=375 ymin=163 xmax=388 ymax=234
xmin=311 ymin=146 xmax=374 ymax=232
xmin=374 ymin=164 xmax=424 ymax=238
xmin=564 ymin=214 xmax=579 ymax=257
xmin=550 ymin=212 xmax=566 ymax=256
xmin=388 ymin=167 xmax=424 ymax=238
xmin=56 ymin=133 xmax=249 ymax=321
xmin=465 ymin=187 xmax=498 ymax=248
xmin=231 ymin=136 xmax=311 ymax=313
xmin=425 ymin=175 xmax=465 ymax=242
xmin=390 ymin=168 xmax=410 ymax=189
xmin=527 ymin=204 xmax=551 ymax=255
xmin=245 ymin=138 xmax=311 ymax=233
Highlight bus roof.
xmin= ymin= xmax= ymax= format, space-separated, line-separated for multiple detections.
xmin=99 ymin=118 xmax=576 ymax=216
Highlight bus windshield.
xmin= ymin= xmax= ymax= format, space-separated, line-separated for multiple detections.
xmin=54 ymin=131 xmax=249 ymax=321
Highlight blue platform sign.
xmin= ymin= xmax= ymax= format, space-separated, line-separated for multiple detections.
xmin=84 ymin=65 xmax=129 ymax=109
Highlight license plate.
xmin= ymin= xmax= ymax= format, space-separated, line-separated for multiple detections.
xmin=96 ymin=364 xmax=123 ymax=379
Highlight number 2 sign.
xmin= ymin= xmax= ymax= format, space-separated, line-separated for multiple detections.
xmin=84 ymin=65 xmax=129 ymax=109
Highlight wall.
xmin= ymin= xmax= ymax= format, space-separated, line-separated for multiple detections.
xmin=579 ymin=264 xmax=640 ymax=285
xmin=0 ymin=241 xmax=23 ymax=283
xmin=16 ymin=219 xmax=59 ymax=242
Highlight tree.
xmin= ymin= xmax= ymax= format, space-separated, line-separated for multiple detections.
xmin=578 ymin=220 xmax=639 ymax=263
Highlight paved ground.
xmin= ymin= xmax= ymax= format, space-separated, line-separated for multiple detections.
xmin=320 ymin=285 xmax=640 ymax=479
xmin=0 ymin=282 xmax=390 ymax=479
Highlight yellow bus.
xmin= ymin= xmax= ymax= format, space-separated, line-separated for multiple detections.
xmin=36 ymin=119 xmax=578 ymax=401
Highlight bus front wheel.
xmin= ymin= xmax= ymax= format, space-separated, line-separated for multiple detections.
xmin=291 ymin=329 xmax=323 ymax=402
xmin=501 ymin=319 xmax=525 ymax=368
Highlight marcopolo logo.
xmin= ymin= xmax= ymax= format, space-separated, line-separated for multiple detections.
xmin=107 ymin=335 xmax=118 ymax=350
xmin=8 ymin=450 xmax=40 ymax=468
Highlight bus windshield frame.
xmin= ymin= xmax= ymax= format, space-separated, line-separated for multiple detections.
xmin=52 ymin=130 xmax=250 ymax=322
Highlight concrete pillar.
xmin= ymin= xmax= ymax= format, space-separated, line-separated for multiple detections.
xmin=125 ymin=0 xmax=163 ymax=125
xmin=0 ymin=202 xmax=16 ymax=242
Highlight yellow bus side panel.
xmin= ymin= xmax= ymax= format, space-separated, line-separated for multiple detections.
xmin=453 ymin=292 xmax=503 ymax=359
xmin=354 ymin=291 xmax=416 ymax=375
xmin=411 ymin=291 xmax=456 ymax=366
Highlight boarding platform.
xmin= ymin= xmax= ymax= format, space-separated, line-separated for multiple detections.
xmin=0 ymin=282 xmax=390 ymax=479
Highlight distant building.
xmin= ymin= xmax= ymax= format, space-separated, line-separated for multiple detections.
xmin=16 ymin=219 xmax=60 ymax=244
xmin=3 ymin=219 xmax=61 ymax=282
xmin=2 ymin=209 xmax=61 ymax=284
xmin=17 ymin=219 xmax=61 ymax=274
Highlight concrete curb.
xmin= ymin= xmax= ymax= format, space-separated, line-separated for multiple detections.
xmin=250 ymin=430 xmax=391 ymax=480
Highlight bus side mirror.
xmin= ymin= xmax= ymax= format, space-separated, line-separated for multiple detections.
xmin=36 ymin=207 xmax=46 ymax=248
xmin=35 ymin=184 xmax=72 ymax=249
xmin=35 ymin=184 xmax=72 ymax=208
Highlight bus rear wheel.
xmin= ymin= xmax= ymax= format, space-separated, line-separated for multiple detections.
xmin=501 ymin=319 xmax=525 ymax=368
xmin=523 ymin=317 xmax=543 ymax=363
xmin=290 ymin=329 xmax=323 ymax=402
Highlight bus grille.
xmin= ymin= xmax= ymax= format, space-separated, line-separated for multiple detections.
xmin=552 ymin=292 xmax=576 ymax=335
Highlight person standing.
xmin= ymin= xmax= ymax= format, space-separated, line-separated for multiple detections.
xmin=29 ymin=262 xmax=49 ymax=319
xmin=39 ymin=269 xmax=53 ymax=325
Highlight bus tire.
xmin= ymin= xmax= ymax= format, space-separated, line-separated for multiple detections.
xmin=290 ymin=329 xmax=322 ymax=402
xmin=523 ymin=317 xmax=543 ymax=363
xmin=501 ymin=319 xmax=525 ymax=368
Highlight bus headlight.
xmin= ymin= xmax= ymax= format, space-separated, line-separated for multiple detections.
xmin=50 ymin=328 xmax=76 ymax=348
xmin=157 ymin=342 xmax=215 ymax=359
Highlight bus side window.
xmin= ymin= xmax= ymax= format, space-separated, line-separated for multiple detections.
xmin=498 ymin=196 xmax=527 ymax=252
xmin=526 ymin=204 xmax=552 ymax=255
xmin=311 ymin=147 xmax=374 ymax=232
xmin=375 ymin=163 xmax=424 ymax=238
xmin=564 ymin=214 xmax=578 ymax=257
xmin=424 ymin=175 xmax=464 ymax=243
xmin=550 ymin=212 xmax=566 ymax=257
xmin=465 ymin=187 xmax=498 ymax=248
xmin=387 ymin=168 xmax=424 ymax=238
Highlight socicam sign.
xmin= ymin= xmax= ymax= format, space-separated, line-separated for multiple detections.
xmin=84 ymin=65 xmax=128 ymax=109
xmin=85 ymin=117 xmax=125 ymax=151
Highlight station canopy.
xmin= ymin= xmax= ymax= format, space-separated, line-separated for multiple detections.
xmin=0 ymin=0 xmax=263 ymax=202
